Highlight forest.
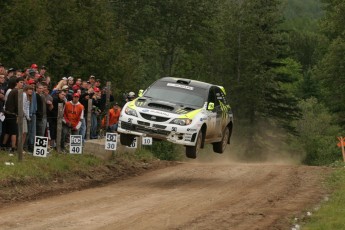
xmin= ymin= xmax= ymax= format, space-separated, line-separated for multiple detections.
xmin=0 ymin=0 xmax=344 ymax=165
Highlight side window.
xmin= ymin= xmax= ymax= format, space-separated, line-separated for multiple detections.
xmin=208 ymin=87 xmax=220 ymax=108
xmin=215 ymin=87 xmax=226 ymax=105
xmin=208 ymin=88 xmax=216 ymax=104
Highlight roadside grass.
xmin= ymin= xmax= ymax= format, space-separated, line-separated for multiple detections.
xmin=303 ymin=161 xmax=345 ymax=230
xmin=0 ymin=148 xmax=157 ymax=185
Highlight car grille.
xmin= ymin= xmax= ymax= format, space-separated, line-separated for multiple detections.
xmin=138 ymin=121 xmax=150 ymax=126
xmin=121 ymin=121 xmax=170 ymax=136
xmin=140 ymin=113 xmax=170 ymax=122
xmin=153 ymin=124 xmax=167 ymax=129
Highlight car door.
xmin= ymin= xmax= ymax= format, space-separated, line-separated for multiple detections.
xmin=214 ymin=87 xmax=228 ymax=138
xmin=213 ymin=87 xmax=224 ymax=138
xmin=205 ymin=87 xmax=219 ymax=140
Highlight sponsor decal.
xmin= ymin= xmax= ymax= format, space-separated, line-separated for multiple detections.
xmin=142 ymin=109 xmax=149 ymax=113
xmin=150 ymin=110 xmax=170 ymax=117
xmin=187 ymin=128 xmax=197 ymax=132
xmin=172 ymin=127 xmax=177 ymax=131
xmin=167 ymin=83 xmax=194 ymax=90
xmin=185 ymin=138 xmax=191 ymax=141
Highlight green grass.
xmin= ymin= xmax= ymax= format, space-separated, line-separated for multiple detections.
xmin=0 ymin=147 xmax=161 ymax=185
xmin=0 ymin=151 xmax=104 ymax=184
xmin=303 ymin=161 xmax=345 ymax=230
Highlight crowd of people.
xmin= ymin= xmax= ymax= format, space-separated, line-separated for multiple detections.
xmin=0 ymin=63 xmax=134 ymax=153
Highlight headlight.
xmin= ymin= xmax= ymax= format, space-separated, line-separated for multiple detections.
xmin=125 ymin=107 xmax=138 ymax=117
xmin=170 ymin=118 xmax=192 ymax=126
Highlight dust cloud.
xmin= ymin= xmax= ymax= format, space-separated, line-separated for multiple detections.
xmin=186 ymin=121 xmax=304 ymax=165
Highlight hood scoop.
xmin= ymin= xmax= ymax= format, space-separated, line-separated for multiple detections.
xmin=148 ymin=103 xmax=174 ymax=111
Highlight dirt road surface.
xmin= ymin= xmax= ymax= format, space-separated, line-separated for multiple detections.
xmin=0 ymin=162 xmax=330 ymax=230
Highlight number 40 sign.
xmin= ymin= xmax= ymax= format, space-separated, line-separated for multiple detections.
xmin=70 ymin=135 xmax=83 ymax=154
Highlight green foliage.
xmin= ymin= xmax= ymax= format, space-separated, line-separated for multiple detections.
xmin=282 ymin=0 xmax=324 ymax=31
xmin=315 ymin=37 xmax=345 ymax=126
xmin=292 ymin=98 xmax=341 ymax=165
xmin=148 ymin=141 xmax=183 ymax=161
xmin=320 ymin=0 xmax=345 ymax=39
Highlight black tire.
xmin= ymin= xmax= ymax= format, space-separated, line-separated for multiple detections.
xmin=213 ymin=127 xmax=230 ymax=153
xmin=186 ymin=131 xmax=203 ymax=159
xmin=120 ymin=133 xmax=135 ymax=146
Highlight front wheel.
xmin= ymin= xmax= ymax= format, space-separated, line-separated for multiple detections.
xmin=120 ymin=133 xmax=135 ymax=146
xmin=213 ymin=127 xmax=230 ymax=153
xmin=185 ymin=131 xmax=203 ymax=159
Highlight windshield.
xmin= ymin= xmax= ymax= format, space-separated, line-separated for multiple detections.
xmin=144 ymin=81 xmax=207 ymax=107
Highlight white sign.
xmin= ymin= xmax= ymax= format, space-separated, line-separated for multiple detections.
xmin=142 ymin=137 xmax=153 ymax=145
xmin=105 ymin=133 xmax=117 ymax=150
xmin=127 ymin=137 xmax=137 ymax=148
xmin=33 ymin=136 xmax=48 ymax=157
xmin=70 ymin=135 xmax=83 ymax=154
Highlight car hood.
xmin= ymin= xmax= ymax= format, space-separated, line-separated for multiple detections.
xmin=134 ymin=97 xmax=201 ymax=115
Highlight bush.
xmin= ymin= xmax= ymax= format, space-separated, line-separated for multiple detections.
xmin=293 ymin=98 xmax=342 ymax=165
xmin=146 ymin=141 xmax=183 ymax=161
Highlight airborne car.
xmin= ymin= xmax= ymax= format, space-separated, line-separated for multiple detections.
xmin=118 ymin=77 xmax=233 ymax=158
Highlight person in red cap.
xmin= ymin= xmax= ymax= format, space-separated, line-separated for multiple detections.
xmin=61 ymin=93 xmax=84 ymax=151
xmin=31 ymin=63 xmax=38 ymax=69
xmin=26 ymin=79 xmax=36 ymax=85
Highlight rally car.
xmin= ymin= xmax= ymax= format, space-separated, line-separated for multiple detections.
xmin=118 ymin=77 xmax=233 ymax=159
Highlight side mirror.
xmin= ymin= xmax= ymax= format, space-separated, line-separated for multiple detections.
xmin=208 ymin=102 xmax=214 ymax=110
xmin=138 ymin=89 xmax=144 ymax=97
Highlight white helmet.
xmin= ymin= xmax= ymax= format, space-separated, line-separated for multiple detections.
xmin=128 ymin=92 xmax=135 ymax=98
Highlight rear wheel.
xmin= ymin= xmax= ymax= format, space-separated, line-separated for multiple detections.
xmin=186 ymin=131 xmax=203 ymax=159
xmin=120 ymin=133 xmax=135 ymax=146
xmin=213 ymin=127 xmax=230 ymax=153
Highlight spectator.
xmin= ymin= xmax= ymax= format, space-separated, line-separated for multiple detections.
xmin=36 ymin=83 xmax=45 ymax=136
xmin=51 ymin=79 xmax=67 ymax=97
xmin=102 ymin=102 xmax=121 ymax=132
xmin=7 ymin=68 xmax=16 ymax=79
xmin=61 ymin=93 xmax=84 ymax=151
xmin=67 ymin=76 xmax=74 ymax=88
xmin=79 ymin=92 xmax=90 ymax=143
xmin=30 ymin=63 xmax=38 ymax=71
xmin=89 ymin=75 xmax=96 ymax=87
xmin=23 ymin=85 xmax=33 ymax=151
xmin=0 ymin=63 xmax=5 ymax=75
xmin=1 ymin=77 xmax=24 ymax=152
xmin=48 ymin=90 xmax=66 ymax=149
xmin=27 ymin=79 xmax=38 ymax=153
xmin=90 ymin=88 xmax=101 ymax=139
xmin=72 ymin=78 xmax=82 ymax=93
xmin=39 ymin=66 xmax=47 ymax=79
xmin=95 ymin=79 xmax=101 ymax=89
xmin=127 ymin=91 xmax=136 ymax=101
xmin=0 ymin=74 xmax=6 ymax=138
xmin=42 ymin=83 xmax=53 ymax=137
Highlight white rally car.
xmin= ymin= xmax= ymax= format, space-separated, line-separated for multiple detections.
xmin=118 ymin=77 xmax=233 ymax=159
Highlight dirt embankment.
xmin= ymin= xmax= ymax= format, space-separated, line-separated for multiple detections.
xmin=0 ymin=159 xmax=331 ymax=230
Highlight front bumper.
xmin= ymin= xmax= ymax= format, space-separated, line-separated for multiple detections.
xmin=118 ymin=118 xmax=198 ymax=146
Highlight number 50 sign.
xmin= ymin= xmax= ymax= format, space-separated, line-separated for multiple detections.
xmin=33 ymin=136 xmax=48 ymax=157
